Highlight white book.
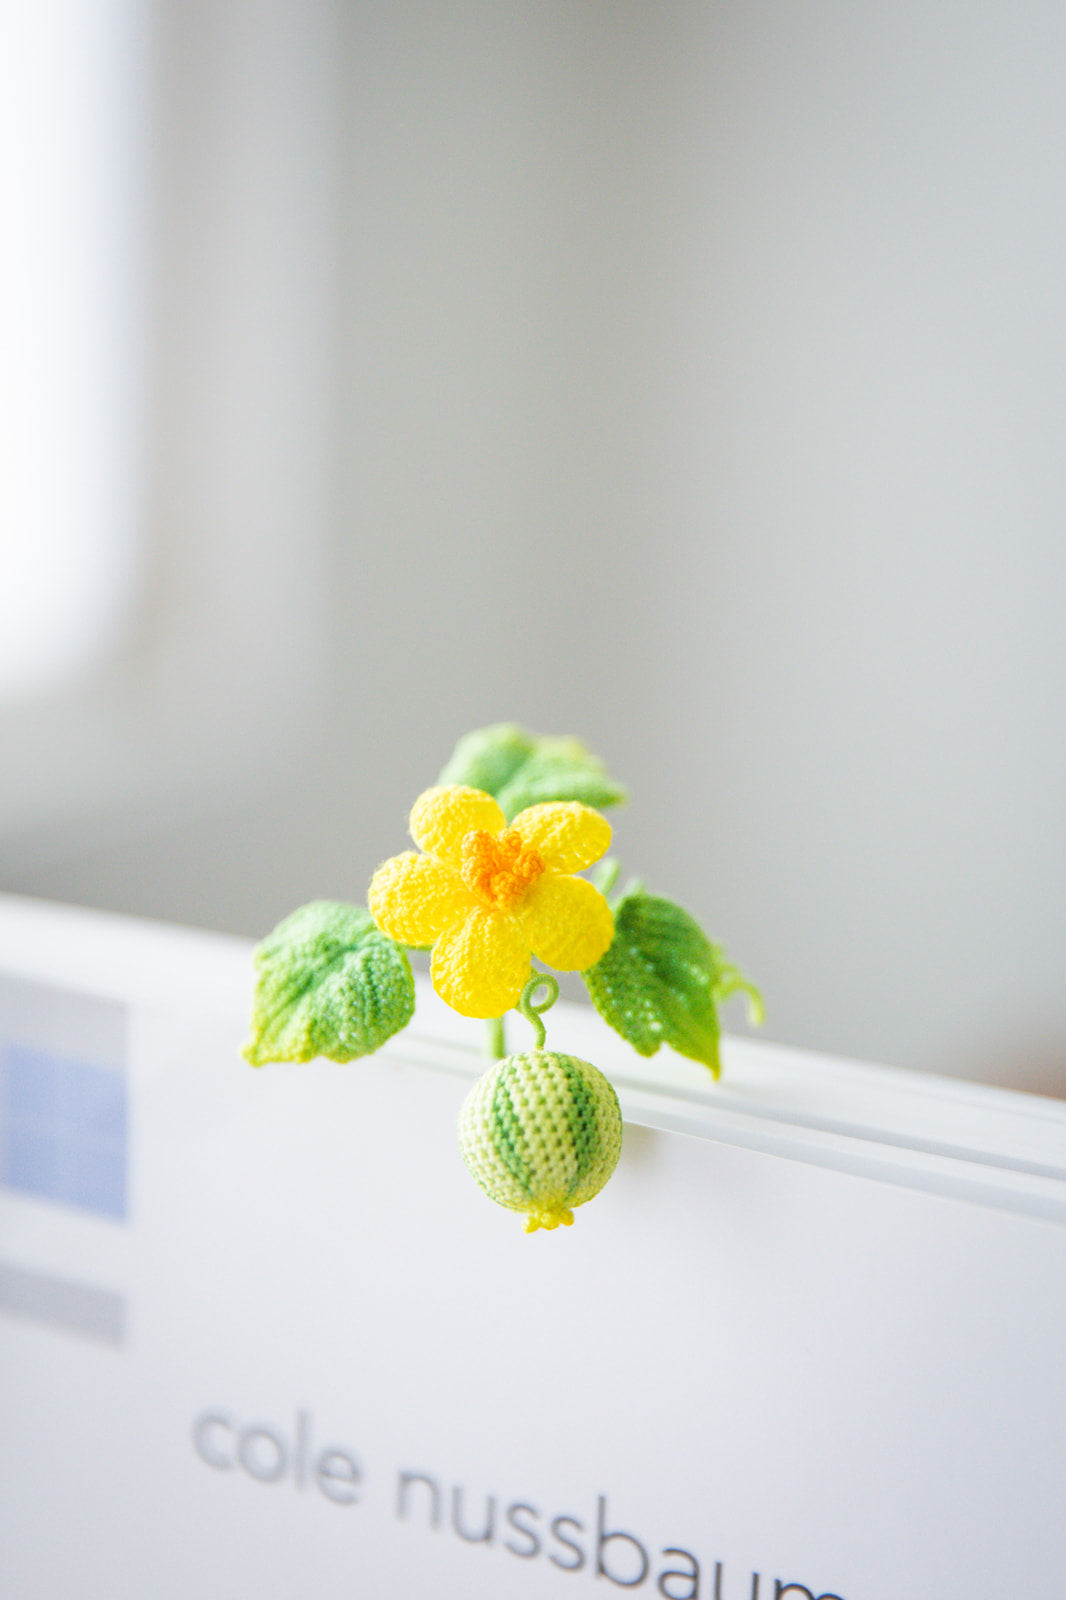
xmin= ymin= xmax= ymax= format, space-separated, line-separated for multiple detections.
xmin=1 ymin=893 xmax=1063 ymax=1600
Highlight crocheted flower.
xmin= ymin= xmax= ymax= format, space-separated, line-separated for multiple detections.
xmin=368 ymin=786 xmax=614 ymax=1019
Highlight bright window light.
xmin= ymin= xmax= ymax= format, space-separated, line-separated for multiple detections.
xmin=0 ymin=1 xmax=148 ymax=700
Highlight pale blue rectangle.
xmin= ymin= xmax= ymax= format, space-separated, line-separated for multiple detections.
xmin=1 ymin=1043 xmax=127 ymax=1219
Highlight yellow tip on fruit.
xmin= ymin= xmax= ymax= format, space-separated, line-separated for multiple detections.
xmin=524 ymin=1206 xmax=575 ymax=1233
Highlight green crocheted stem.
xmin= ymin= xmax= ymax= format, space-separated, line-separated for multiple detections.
xmin=486 ymin=1015 xmax=507 ymax=1061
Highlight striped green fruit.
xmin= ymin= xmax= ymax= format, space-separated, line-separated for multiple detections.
xmin=458 ymin=1050 xmax=623 ymax=1232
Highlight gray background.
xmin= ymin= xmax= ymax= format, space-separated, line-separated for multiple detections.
xmin=2 ymin=1 xmax=1064 ymax=1094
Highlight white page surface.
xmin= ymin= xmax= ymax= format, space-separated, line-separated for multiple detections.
xmin=1 ymin=896 xmax=1063 ymax=1600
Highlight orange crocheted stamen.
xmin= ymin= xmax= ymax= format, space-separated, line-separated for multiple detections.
xmin=460 ymin=828 xmax=545 ymax=909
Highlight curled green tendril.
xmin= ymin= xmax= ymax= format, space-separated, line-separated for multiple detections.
xmin=518 ymin=971 xmax=560 ymax=1051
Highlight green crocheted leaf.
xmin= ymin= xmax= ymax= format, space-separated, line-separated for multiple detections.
xmin=244 ymin=901 xmax=415 ymax=1066
xmin=439 ymin=723 xmax=627 ymax=821
xmin=439 ymin=724 xmax=536 ymax=798
xmin=582 ymin=893 xmax=762 ymax=1080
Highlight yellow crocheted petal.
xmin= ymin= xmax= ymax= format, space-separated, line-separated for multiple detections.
xmin=431 ymin=907 xmax=532 ymax=1019
xmin=509 ymin=801 xmax=612 ymax=874
xmin=409 ymin=785 xmax=507 ymax=866
xmin=368 ymin=851 xmax=472 ymax=946
xmin=522 ymin=874 xmax=615 ymax=972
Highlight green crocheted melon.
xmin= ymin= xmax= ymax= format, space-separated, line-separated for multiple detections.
xmin=458 ymin=1050 xmax=623 ymax=1232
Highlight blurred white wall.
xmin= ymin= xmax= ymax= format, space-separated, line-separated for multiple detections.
xmin=0 ymin=0 xmax=339 ymax=858
xmin=0 ymin=0 xmax=146 ymax=697
xmin=3 ymin=1 xmax=1065 ymax=1095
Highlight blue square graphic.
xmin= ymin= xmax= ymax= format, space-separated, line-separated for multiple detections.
xmin=1 ymin=1044 xmax=127 ymax=1219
